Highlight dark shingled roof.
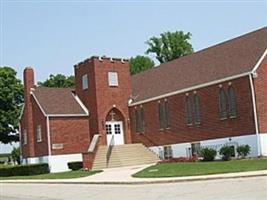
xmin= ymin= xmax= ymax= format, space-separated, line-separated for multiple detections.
xmin=131 ymin=27 xmax=267 ymax=104
xmin=32 ymin=87 xmax=87 ymax=115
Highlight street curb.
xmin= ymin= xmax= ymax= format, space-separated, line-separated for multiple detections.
xmin=1 ymin=173 xmax=267 ymax=185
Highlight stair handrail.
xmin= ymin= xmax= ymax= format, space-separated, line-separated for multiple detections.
xmin=106 ymin=135 xmax=115 ymax=166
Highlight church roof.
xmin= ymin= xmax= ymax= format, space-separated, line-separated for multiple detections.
xmin=131 ymin=27 xmax=267 ymax=105
xmin=32 ymin=87 xmax=88 ymax=116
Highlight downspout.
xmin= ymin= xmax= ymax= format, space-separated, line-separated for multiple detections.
xmin=249 ymin=73 xmax=261 ymax=156
xmin=46 ymin=116 xmax=52 ymax=168
xmin=18 ymin=123 xmax=23 ymax=164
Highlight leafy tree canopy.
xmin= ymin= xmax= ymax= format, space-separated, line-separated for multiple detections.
xmin=146 ymin=31 xmax=194 ymax=63
xmin=0 ymin=67 xmax=23 ymax=144
xmin=129 ymin=55 xmax=155 ymax=75
xmin=38 ymin=74 xmax=74 ymax=88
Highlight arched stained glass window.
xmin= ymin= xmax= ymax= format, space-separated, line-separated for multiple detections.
xmin=194 ymin=95 xmax=201 ymax=124
xmin=186 ymin=96 xmax=193 ymax=125
xmin=135 ymin=106 xmax=145 ymax=133
xmin=219 ymin=88 xmax=227 ymax=119
xmin=228 ymin=86 xmax=237 ymax=118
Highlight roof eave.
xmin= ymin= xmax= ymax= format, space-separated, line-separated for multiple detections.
xmin=129 ymin=71 xmax=251 ymax=106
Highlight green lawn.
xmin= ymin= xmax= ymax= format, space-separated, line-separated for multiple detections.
xmin=0 ymin=170 xmax=102 ymax=180
xmin=133 ymin=158 xmax=267 ymax=178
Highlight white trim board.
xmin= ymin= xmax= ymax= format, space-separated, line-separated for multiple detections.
xmin=31 ymin=92 xmax=47 ymax=116
xmin=252 ymin=48 xmax=267 ymax=73
xmin=72 ymin=93 xmax=89 ymax=115
xmin=249 ymin=74 xmax=261 ymax=156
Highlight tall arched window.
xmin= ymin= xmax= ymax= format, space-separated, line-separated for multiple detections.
xmin=140 ymin=106 xmax=145 ymax=132
xmin=219 ymin=88 xmax=227 ymax=119
xmin=158 ymin=100 xmax=169 ymax=129
xmin=186 ymin=96 xmax=193 ymax=125
xmin=135 ymin=108 xmax=139 ymax=132
xmin=164 ymin=101 xmax=170 ymax=128
xmin=158 ymin=102 xmax=164 ymax=129
xmin=194 ymin=94 xmax=201 ymax=124
xmin=228 ymin=86 xmax=237 ymax=118
xmin=135 ymin=106 xmax=145 ymax=133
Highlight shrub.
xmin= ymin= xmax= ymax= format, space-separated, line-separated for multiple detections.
xmin=11 ymin=147 xmax=21 ymax=165
xmin=237 ymin=145 xmax=251 ymax=158
xmin=67 ymin=161 xmax=83 ymax=171
xmin=158 ymin=156 xmax=198 ymax=164
xmin=0 ymin=163 xmax=49 ymax=177
xmin=200 ymin=147 xmax=217 ymax=161
xmin=219 ymin=146 xmax=235 ymax=161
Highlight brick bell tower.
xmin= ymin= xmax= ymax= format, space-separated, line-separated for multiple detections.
xmin=74 ymin=56 xmax=132 ymax=146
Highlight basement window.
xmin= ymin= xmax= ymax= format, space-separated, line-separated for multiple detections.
xmin=163 ymin=146 xmax=173 ymax=160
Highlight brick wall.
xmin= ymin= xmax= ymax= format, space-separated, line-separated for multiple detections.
xmin=255 ymin=56 xmax=267 ymax=133
xmin=74 ymin=59 xmax=98 ymax=142
xmin=129 ymin=76 xmax=256 ymax=147
xmin=32 ymin=97 xmax=48 ymax=157
xmin=75 ymin=57 xmax=132 ymax=145
xmin=49 ymin=117 xmax=90 ymax=155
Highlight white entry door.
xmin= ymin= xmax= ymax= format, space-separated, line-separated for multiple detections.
xmin=105 ymin=121 xmax=124 ymax=146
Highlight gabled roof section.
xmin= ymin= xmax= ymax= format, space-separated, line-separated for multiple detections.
xmin=131 ymin=27 xmax=267 ymax=105
xmin=32 ymin=87 xmax=88 ymax=116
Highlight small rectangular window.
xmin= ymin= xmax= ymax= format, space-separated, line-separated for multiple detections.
xmin=36 ymin=125 xmax=42 ymax=142
xmin=191 ymin=143 xmax=201 ymax=157
xmin=82 ymin=74 xmax=88 ymax=90
xmin=108 ymin=72 xmax=118 ymax=86
xmin=23 ymin=130 xmax=27 ymax=145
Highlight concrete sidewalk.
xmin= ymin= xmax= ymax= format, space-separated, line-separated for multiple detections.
xmin=2 ymin=164 xmax=267 ymax=185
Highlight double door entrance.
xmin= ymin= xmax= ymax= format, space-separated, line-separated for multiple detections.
xmin=105 ymin=121 xmax=124 ymax=145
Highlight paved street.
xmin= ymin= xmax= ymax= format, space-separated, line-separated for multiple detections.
xmin=1 ymin=176 xmax=267 ymax=200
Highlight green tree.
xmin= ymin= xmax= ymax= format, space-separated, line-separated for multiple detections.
xmin=129 ymin=55 xmax=155 ymax=75
xmin=11 ymin=147 xmax=21 ymax=165
xmin=0 ymin=67 xmax=23 ymax=144
xmin=38 ymin=74 xmax=74 ymax=88
xmin=146 ymin=31 xmax=194 ymax=63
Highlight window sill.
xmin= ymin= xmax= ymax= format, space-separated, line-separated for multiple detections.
xmin=37 ymin=140 xmax=42 ymax=143
xmin=187 ymin=123 xmax=193 ymax=127
xmin=229 ymin=116 xmax=237 ymax=119
xmin=136 ymin=132 xmax=145 ymax=134
xmin=220 ymin=117 xmax=228 ymax=121
xmin=195 ymin=122 xmax=201 ymax=126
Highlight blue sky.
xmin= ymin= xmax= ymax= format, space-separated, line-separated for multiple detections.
xmin=1 ymin=0 xmax=267 ymax=82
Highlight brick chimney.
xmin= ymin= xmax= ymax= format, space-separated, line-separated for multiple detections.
xmin=23 ymin=67 xmax=35 ymax=157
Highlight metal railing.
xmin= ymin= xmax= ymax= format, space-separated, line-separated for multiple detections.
xmin=106 ymin=135 xmax=115 ymax=166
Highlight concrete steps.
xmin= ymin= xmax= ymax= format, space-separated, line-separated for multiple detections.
xmin=92 ymin=143 xmax=160 ymax=170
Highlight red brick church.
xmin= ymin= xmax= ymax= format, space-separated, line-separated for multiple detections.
xmin=20 ymin=27 xmax=267 ymax=172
